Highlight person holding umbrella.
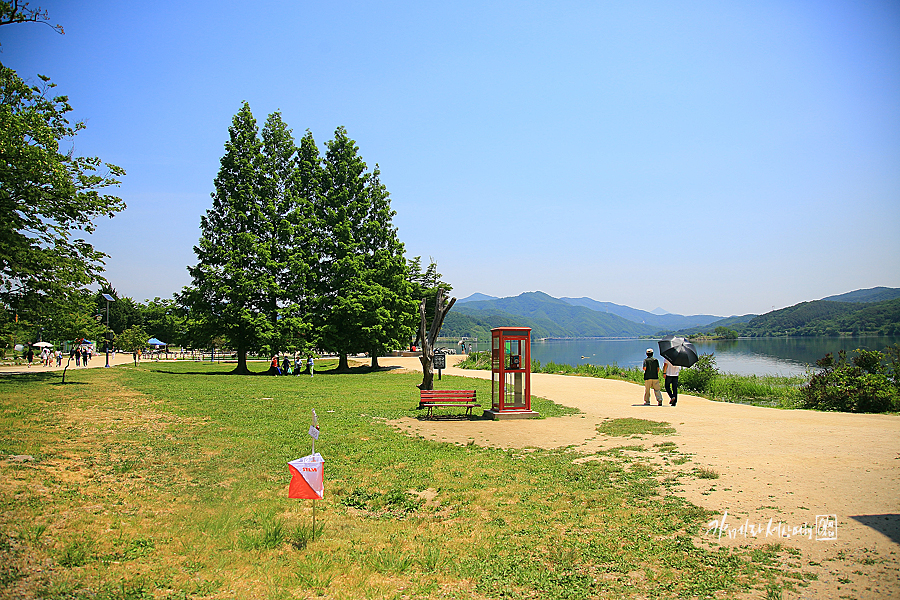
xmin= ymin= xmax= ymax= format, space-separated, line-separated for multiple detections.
xmin=642 ymin=349 xmax=664 ymax=406
xmin=658 ymin=336 xmax=700 ymax=406
xmin=662 ymin=359 xmax=681 ymax=406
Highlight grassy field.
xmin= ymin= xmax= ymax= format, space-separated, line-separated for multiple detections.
xmin=0 ymin=361 xmax=811 ymax=599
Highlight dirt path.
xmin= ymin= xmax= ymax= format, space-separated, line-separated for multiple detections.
xmin=0 ymin=351 xmax=161 ymax=374
xmin=384 ymin=356 xmax=900 ymax=599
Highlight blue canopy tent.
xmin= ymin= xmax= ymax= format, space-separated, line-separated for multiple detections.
xmin=147 ymin=338 xmax=167 ymax=347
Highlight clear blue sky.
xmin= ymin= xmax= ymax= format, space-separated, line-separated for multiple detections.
xmin=4 ymin=1 xmax=899 ymax=317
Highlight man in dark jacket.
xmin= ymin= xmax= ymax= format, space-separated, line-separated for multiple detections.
xmin=643 ymin=349 xmax=664 ymax=406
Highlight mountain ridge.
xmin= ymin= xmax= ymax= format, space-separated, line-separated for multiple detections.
xmin=441 ymin=288 xmax=900 ymax=339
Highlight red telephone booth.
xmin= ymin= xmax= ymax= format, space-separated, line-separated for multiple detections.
xmin=486 ymin=327 xmax=539 ymax=420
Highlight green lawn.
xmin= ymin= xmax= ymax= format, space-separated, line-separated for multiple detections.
xmin=0 ymin=361 xmax=810 ymax=599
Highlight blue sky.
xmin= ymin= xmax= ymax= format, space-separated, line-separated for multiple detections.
xmin=3 ymin=1 xmax=899 ymax=317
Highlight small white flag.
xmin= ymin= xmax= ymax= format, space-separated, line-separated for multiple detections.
xmin=309 ymin=409 xmax=320 ymax=440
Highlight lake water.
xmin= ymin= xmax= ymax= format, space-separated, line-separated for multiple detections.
xmin=458 ymin=336 xmax=900 ymax=377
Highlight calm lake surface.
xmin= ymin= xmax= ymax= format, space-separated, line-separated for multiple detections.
xmin=461 ymin=336 xmax=900 ymax=377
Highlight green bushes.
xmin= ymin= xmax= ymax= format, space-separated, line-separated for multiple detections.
xmin=800 ymin=347 xmax=900 ymax=413
xmin=532 ymin=360 xmax=644 ymax=383
xmin=677 ymin=353 xmax=803 ymax=407
xmin=678 ymin=353 xmax=719 ymax=393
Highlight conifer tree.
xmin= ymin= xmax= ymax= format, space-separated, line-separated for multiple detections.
xmin=181 ymin=102 xmax=272 ymax=374
xmin=260 ymin=112 xmax=314 ymax=355
xmin=312 ymin=127 xmax=416 ymax=370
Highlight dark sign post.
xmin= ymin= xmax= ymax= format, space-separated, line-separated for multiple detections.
xmin=434 ymin=350 xmax=446 ymax=380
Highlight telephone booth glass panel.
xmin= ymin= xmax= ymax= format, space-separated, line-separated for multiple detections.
xmin=490 ymin=327 xmax=532 ymax=414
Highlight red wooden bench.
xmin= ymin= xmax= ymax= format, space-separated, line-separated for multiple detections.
xmin=418 ymin=390 xmax=479 ymax=417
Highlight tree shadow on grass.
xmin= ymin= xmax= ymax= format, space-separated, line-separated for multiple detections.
xmin=0 ymin=372 xmax=62 ymax=385
xmin=0 ymin=372 xmax=96 ymax=387
xmin=153 ymin=369 xmax=245 ymax=376
xmin=147 ymin=363 xmax=405 ymax=377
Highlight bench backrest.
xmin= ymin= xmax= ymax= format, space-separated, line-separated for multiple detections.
xmin=420 ymin=390 xmax=476 ymax=402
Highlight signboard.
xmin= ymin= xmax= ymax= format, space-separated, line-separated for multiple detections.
xmin=433 ymin=351 xmax=446 ymax=370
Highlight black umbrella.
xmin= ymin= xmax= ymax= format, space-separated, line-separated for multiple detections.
xmin=657 ymin=336 xmax=699 ymax=368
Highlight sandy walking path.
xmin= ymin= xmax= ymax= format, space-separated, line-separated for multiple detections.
xmin=0 ymin=351 xmax=163 ymax=374
xmin=383 ymin=355 xmax=900 ymax=599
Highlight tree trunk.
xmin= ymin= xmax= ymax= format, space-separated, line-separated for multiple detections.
xmin=370 ymin=354 xmax=380 ymax=369
xmin=418 ymin=288 xmax=456 ymax=390
xmin=232 ymin=341 xmax=252 ymax=374
xmin=337 ymin=353 xmax=349 ymax=372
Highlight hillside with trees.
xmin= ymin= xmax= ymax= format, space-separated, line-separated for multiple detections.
xmin=822 ymin=287 xmax=900 ymax=304
xmin=450 ymin=291 xmax=658 ymax=338
xmin=684 ymin=297 xmax=900 ymax=338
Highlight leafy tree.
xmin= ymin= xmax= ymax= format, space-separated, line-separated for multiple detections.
xmin=312 ymin=127 xmax=416 ymax=370
xmin=180 ymin=102 xmax=273 ymax=374
xmin=92 ymin=287 xmax=142 ymax=334
xmin=0 ymin=63 xmax=125 ymax=347
xmin=39 ymin=289 xmax=105 ymax=346
xmin=713 ymin=326 xmax=738 ymax=339
xmin=115 ymin=325 xmax=149 ymax=364
xmin=140 ymin=297 xmax=185 ymax=347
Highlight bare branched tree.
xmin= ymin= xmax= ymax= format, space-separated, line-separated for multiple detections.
xmin=417 ymin=287 xmax=455 ymax=391
xmin=0 ymin=1 xmax=64 ymax=38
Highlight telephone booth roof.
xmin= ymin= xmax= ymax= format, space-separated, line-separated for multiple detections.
xmin=491 ymin=327 xmax=531 ymax=336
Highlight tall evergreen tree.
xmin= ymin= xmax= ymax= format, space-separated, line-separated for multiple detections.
xmin=259 ymin=112 xmax=314 ymax=355
xmin=181 ymin=102 xmax=273 ymax=374
xmin=313 ymin=127 xmax=416 ymax=370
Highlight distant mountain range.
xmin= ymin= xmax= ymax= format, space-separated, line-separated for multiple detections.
xmin=442 ymin=287 xmax=900 ymax=339
xmin=557 ymin=297 xmax=722 ymax=330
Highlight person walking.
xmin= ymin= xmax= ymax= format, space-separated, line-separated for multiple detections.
xmin=642 ymin=349 xmax=664 ymax=406
xmin=307 ymin=355 xmax=314 ymax=377
xmin=269 ymin=355 xmax=281 ymax=376
xmin=663 ymin=359 xmax=681 ymax=406
xmin=294 ymin=356 xmax=302 ymax=376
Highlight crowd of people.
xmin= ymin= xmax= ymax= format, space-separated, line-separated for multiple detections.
xmin=21 ymin=345 xmax=96 ymax=368
xmin=269 ymin=355 xmax=315 ymax=376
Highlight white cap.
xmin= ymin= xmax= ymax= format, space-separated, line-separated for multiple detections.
xmin=646 ymin=349 xmax=653 ymax=355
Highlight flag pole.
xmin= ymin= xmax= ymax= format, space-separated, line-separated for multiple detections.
xmin=310 ymin=409 xmax=318 ymax=541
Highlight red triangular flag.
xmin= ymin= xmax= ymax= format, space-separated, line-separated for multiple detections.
xmin=287 ymin=453 xmax=324 ymax=499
